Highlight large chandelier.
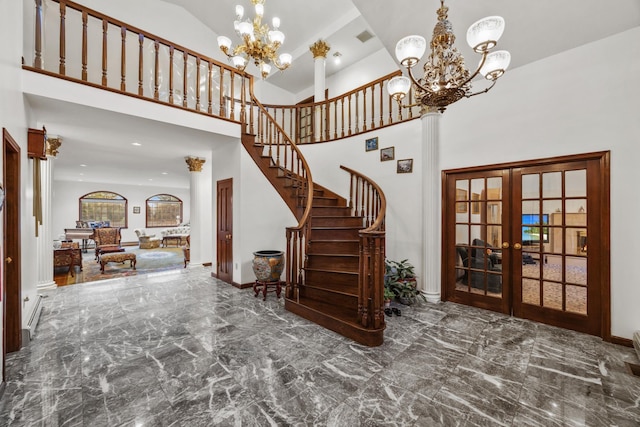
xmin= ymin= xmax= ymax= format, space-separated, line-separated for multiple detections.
xmin=388 ymin=0 xmax=511 ymax=112
xmin=217 ymin=0 xmax=292 ymax=79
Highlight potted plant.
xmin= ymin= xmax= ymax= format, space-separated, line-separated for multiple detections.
xmin=383 ymin=287 xmax=394 ymax=308
xmin=385 ymin=258 xmax=425 ymax=305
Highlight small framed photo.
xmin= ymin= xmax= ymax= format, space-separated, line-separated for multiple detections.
xmin=365 ymin=137 xmax=378 ymax=152
xmin=380 ymin=147 xmax=395 ymax=161
xmin=133 ymin=206 xmax=141 ymax=214
xmin=397 ymin=158 xmax=413 ymax=174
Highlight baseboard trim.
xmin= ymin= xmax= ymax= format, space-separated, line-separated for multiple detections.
xmin=610 ymin=336 xmax=633 ymax=347
xmin=203 ymin=262 xmax=212 ymax=267
xmin=210 ymin=272 xmax=253 ymax=289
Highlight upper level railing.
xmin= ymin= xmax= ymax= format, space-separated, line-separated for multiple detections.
xmin=340 ymin=165 xmax=386 ymax=330
xmin=26 ymin=0 xmax=250 ymax=123
xmin=258 ymin=72 xmax=421 ymax=144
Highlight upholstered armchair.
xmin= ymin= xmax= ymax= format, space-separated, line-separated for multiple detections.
xmin=93 ymin=227 xmax=122 ymax=259
xmin=135 ymin=229 xmax=161 ymax=249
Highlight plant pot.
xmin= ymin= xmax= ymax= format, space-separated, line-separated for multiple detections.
xmin=252 ymin=250 xmax=284 ymax=282
xmin=384 ymin=299 xmax=391 ymax=308
xmin=399 ymin=296 xmax=415 ymax=306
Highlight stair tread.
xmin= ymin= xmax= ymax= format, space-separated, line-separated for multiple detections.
xmin=312 ymin=226 xmax=362 ymax=230
xmin=313 ymin=215 xmax=361 ymax=219
xmin=304 ymin=267 xmax=358 ymax=275
xmin=307 ymin=253 xmax=359 ymax=257
xmin=289 ymin=297 xmax=359 ymax=324
xmin=309 ymin=239 xmax=359 ymax=242
xmin=301 ymin=284 xmax=358 ymax=298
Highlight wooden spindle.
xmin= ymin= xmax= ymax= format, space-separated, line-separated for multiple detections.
xmin=153 ymin=40 xmax=159 ymax=99
xmin=334 ymin=100 xmax=338 ymax=139
xmin=82 ymin=12 xmax=88 ymax=80
xmin=219 ymin=66 xmax=225 ymax=117
xmin=182 ymin=51 xmax=188 ymax=107
xmin=101 ymin=19 xmax=108 ymax=86
xmin=34 ymin=0 xmax=43 ymax=69
xmin=229 ymin=71 xmax=235 ymax=119
xmin=207 ymin=62 xmax=213 ymax=114
xmin=341 ymin=98 xmax=345 ymax=138
xmin=348 ymin=94 xmax=352 ymax=136
xmin=168 ymin=46 xmax=174 ymax=103
xmin=59 ymin=1 xmax=66 ymax=75
xmin=240 ymin=72 xmax=246 ymax=127
xmin=362 ymin=90 xmax=367 ymax=131
xmin=137 ymin=34 xmax=143 ymax=95
xmin=195 ymin=57 xmax=201 ymax=111
xmin=120 ymin=26 xmax=126 ymax=91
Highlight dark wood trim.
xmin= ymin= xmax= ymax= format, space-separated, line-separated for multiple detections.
xmin=600 ymin=152 xmax=612 ymax=342
xmin=209 ymin=272 xmax=252 ymax=289
xmin=610 ymin=336 xmax=633 ymax=347
xmin=202 ymin=262 xmax=212 ymax=267
xmin=3 ymin=128 xmax=22 ymax=358
xmin=443 ymin=151 xmax=610 ymax=174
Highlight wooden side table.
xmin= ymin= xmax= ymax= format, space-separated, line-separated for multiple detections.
xmin=253 ymin=280 xmax=284 ymax=301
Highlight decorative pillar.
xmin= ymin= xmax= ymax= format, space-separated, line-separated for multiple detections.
xmin=37 ymin=137 xmax=62 ymax=291
xmin=309 ymin=40 xmax=330 ymax=141
xmin=421 ymin=108 xmax=442 ymax=303
xmin=185 ymin=156 xmax=206 ymax=268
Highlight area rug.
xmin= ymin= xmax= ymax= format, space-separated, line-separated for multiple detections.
xmin=55 ymin=246 xmax=185 ymax=285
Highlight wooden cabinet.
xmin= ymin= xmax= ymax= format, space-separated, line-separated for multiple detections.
xmin=28 ymin=127 xmax=47 ymax=159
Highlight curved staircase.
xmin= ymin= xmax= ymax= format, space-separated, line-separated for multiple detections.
xmin=243 ymin=91 xmax=387 ymax=346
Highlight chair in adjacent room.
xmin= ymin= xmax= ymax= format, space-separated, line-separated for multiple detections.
xmin=93 ymin=227 xmax=123 ymax=260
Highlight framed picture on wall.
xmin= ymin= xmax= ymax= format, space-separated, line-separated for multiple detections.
xmin=133 ymin=206 xmax=141 ymax=214
xmin=397 ymin=158 xmax=413 ymax=173
xmin=365 ymin=137 xmax=379 ymax=151
xmin=380 ymin=147 xmax=395 ymax=161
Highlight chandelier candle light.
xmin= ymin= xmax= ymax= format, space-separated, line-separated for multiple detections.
xmin=217 ymin=0 xmax=292 ymax=79
xmin=388 ymin=0 xmax=511 ymax=112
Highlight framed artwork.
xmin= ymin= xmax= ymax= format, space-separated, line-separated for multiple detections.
xmin=471 ymin=193 xmax=481 ymax=214
xmin=133 ymin=206 xmax=141 ymax=214
xmin=380 ymin=147 xmax=395 ymax=161
xmin=397 ymin=158 xmax=413 ymax=173
xmin=365 ymin=137 xmax=378 ymax=151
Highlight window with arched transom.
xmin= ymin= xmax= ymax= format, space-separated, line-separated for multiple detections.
xmin=146 ymin=194 xmax=183 ymax=227
xmin=79 ymin=191 xmax=127 ymax=228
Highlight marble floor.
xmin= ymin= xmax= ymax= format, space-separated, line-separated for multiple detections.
xmin=1 ymin=267 xmax=639 ymax=426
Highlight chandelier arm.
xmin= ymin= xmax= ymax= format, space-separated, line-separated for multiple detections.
xmin=405 ymin=66 xmax=433 ymax=94
xmin=458 ymin=50 xmax=489 ymax=89
xmin=465 ymin=79 xmax=497 ymax=98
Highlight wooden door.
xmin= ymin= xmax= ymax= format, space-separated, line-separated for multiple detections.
xmin=216 ymin=178 xmax=233 ymax=284
xmin=444 ymin=169 xmax=511 ymax=314
xmin=3 ymin=129 xmax=22 ymax=366
xmin=443 ymin=152 xmax=609 ymax=337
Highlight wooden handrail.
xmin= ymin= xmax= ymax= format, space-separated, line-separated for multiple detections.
xmin=340 ymin=165 xmax=386 ymax=330
xmin=29 ymin=0 xmax=249 ymax=123
xmin=247 ymin=79 xmax=314 ymax=300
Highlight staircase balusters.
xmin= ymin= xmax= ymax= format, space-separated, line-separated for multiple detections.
xmin=59 ymin=1 xmax=66 ymax=75
xmin=101 ymin=19 xmax=108 ymax=86
xmin=120 ymin=27 xmax=126 ymax=91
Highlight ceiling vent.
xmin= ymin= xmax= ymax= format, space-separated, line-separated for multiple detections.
xmin=356 ymin=30 xmax=374 ymax=43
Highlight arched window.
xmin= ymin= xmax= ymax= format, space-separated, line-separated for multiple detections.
xmin=79 ymin=191 xmax=127 ymax=228
xmin=146 ymin=194 xmax=183 ymax=227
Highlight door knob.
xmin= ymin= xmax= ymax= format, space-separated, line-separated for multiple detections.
xmin=501 ymin=242 xmax=510 ymax=249
xmin=5 ymin=256 xmax=12 ymax=264
xmin=513 ymin=243 xmax=522 ymax=250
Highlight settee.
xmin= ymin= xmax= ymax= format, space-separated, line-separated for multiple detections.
xmin=160 ymin=226 xmax=190 ymax=247
xmin=134 ymin=229 xmax=162 ymax=249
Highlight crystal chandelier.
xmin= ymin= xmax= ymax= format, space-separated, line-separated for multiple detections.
xmin=388 ymin=0 xmax=511 ymax=112
xmin=217 ymin=0 xmax=292 ymax=79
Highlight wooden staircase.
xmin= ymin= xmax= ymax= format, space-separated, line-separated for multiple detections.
xmin=242 ymin=89 xmax=386 ymax=347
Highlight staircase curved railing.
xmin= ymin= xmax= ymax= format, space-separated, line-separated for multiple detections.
xmin=247 ymin=79 xmax=314 ymax=301
xmin=340 ymin=165 xmax=386 ymax=330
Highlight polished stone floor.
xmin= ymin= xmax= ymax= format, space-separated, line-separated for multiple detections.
xmin=1 ymin=267 xmax=639 ymax=426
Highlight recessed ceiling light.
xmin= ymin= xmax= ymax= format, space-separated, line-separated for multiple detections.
xmin=333 ymin=51 xmax=342 ymax=65
xmin=132 ymin=142 xmax=142 ymax=146
xmin=80 ymin=164 xmax=87 ymax=167
xmin=148 ymin=178 xmax=153 ymax=181
xmin=79 ymin=173 xmax=84 ymax=176
xmin=161 ymin=172 xmax=168 ymax=175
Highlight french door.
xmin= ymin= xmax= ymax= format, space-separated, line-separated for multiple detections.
xmin=443 ymin=152 xmax=609 ymax=337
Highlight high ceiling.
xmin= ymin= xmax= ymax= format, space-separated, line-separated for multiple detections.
xmin=40 ymin=0 xmax=640 ymax=188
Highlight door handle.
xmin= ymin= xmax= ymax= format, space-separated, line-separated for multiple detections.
xmin=501 ymin=242 xmax=510 ymax=249
xmin=5 ymin=256 xmax=12 ymax=264
xmin=513 ymin=243 xmax=522 ymax=250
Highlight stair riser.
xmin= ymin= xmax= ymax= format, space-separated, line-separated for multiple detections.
xmin=308 ymin=241 xmax=360 ymax=255
xmin=311 ymin=228 xmax=360 ymax=240
xmin=312 ymin=197 xmax=339 ymax=206
xmin=311 ymin=206 xmax=351 ymax=216
xmin=305 ymin=270 xmax=358 ymax=289
xmin=312 ymin=217 xmax=363 ymax=227
xmin=307 ymin=255 xmax=359 ymax=272
xmin=299 ymin=286 xmax=358 ymax=310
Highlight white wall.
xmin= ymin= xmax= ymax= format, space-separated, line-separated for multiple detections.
xmin=1 ymin=0 xmax=35 ymax=378
xmin=299 ymin=120 xmax=423 ymax=278
xmin=52 ymin=180 xmax=190 ymax=244
xmin=439 ymin=27 xmax=640 ymax=339
xmin=211 ymin=138 xmax=296 ymax=285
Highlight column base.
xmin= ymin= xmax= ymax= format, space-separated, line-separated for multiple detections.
xmin=37 ymin=280 xmax=57 ymax=291
xmin=423 ymin=291 xmax=441 ymax=304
